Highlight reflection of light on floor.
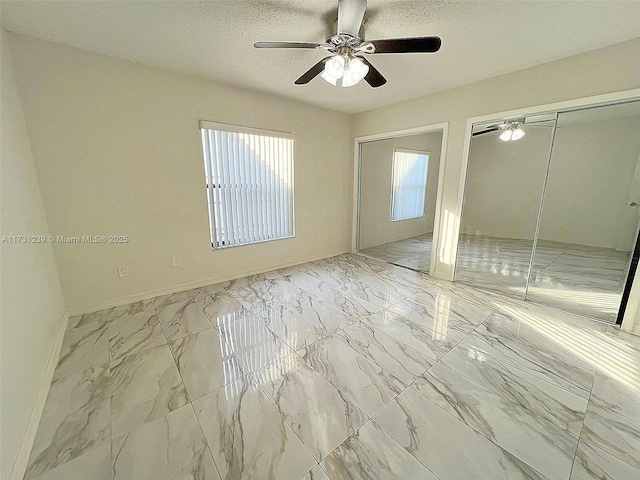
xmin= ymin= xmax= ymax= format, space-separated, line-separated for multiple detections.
xmin=432 ymin=294 xmax=451 ymax=341
xmin=457 ymin=276 xmax=622 ymax=321
xmin=220 ymin=312 xmax=293 ymax=398
xmin=497 ymin=304 xmax=640 ymax=394
xmin=361 ymin=234 xmax=433 ymax=269
xmin=254 ymin=354 xmax=330 ymax=448
xmin=219 ymin=327 xmax=245 ymax=399
xmin=440 ymin=210 xmax=458 ymax=266
xmin=528 ymin=287 xmax=621 ymax=311
xmin=455 ymin=235 xmax=627 ymax=320
xmin=466 ymin=348 xmax=487 ymax=363
xmin=254 ymin=353 xmax=297 ymax=386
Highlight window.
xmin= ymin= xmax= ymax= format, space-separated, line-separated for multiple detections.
xmin=391 ymin=148 xmax=429 ymax=221
xmin=200 ymin=121 xmax=295 ymax=248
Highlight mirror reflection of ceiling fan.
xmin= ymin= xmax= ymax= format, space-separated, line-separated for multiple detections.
xmin=472 ymin=116 xmax=556 ymax=142
xmin=253 ymin=0 xmax=441 ymax=88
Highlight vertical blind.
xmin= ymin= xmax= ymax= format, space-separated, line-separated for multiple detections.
xmin=200 ymin=121 xmax=295 ymax=248
xmin=391 ymin=149 xmax=429 ymax=221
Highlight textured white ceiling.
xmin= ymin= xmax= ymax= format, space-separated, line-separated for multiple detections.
xmin=2 ymin=0 xmax=640 ymax=114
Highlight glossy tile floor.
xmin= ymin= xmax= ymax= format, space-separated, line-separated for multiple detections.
xmin=455 ymin=235 xmax=631 ymax=322
xmin=360 ymin=233 xmax=433 ymax=272
xmin=25 ymin=254 xmax=640 ymax=479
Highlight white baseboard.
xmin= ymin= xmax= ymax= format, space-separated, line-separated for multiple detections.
xmin=68 ymin=250 xmax=349 ymax=316
xmin=11 ymin=310 xmax=69 ymax=480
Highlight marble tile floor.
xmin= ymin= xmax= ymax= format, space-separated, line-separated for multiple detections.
xmin=361 ymin=233 xmax=629 ymax=321
xmin=360 ymin=233 xmax=433 ymax=273
xmin=24 ymin=253 xmax=640 ymax=479
xmin=455 ymin=235 xmax=631 ymax=322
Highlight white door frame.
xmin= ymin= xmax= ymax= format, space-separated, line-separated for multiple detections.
xmin=352 ymin=122 xmax=449 ymax=276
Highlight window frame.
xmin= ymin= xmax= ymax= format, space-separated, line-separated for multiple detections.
xmin=390 ymin=147 xmax=430 ymax=222
xmin=200 ymin=120 xmax=296 ymax=249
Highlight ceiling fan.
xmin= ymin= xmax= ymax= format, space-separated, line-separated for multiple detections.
xmin=253 ymin=0 xmax=441 ymax=88
xmin=472 ymin=117 xmax=555 ymax=142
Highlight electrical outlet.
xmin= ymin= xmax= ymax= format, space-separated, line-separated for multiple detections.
xmin=117 ymin=265 xmax=129 ymax=278
xmin=315 ymin=235 xmax=320 ymax=242
xmin=171 ymin=256 xmax=181 ymax=267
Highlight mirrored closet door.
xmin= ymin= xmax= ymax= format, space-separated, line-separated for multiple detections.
xmin=358 ymin=130 xmax=443 ymax=274
xmin=358 ymin=139 xmax=393 ymax=260
xmin=527 ymin=102 xmax=640 ymax=321
xmin=456 ymin=100 xmax=640 ymax=323
xmin=456 ymin=115 xmax=556 ymax=298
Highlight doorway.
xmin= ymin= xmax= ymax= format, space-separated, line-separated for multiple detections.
xmin=456 ymin=100 xmax=640 ymax=323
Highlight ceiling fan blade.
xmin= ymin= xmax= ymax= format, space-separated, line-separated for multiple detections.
xmin=337 ymin=0 xmax=367 ymax=36
xmin=357 ymin=57 xmax=386 ymax=88
xmin=369 ymin=36 xmax=441 ymax=54
xmin=472 ymin=127 xmax=500 ymax=137
xmin=254 ymin=41 xmax=326 ymax=49
xmin=295 ymin=57 xmax=331 ymax=85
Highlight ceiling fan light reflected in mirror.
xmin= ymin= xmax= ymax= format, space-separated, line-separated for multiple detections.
xmin=511 ymin=128 xmax=525 ymax=140
xmin=499 ymin=123 xmax=526 ymax=142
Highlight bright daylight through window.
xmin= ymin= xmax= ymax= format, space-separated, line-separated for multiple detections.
xmin=391 ymin=149 xmax=429 ymax=221
xmin=200 ymin=121 xmax=295 ymax=248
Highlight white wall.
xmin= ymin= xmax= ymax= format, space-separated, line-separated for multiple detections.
xmin=359 ymin=139 xmax=393 ymax=249
xmin=0 ymin=30 xmax=67 ymax=480
xmin=461 ymin=118 xmax=640 ymax=248
xmin=7 ymin=33 xmax=354 ymax=314
xmin=359 ymin=132 xmax=442 ymax=249
xmin=461 ymin=126 xmax=553 ymax=240
xmin=354 ymin=37 xmax=640 ymax=278
xmin=539 ymin=118 xmax=640 ymax=248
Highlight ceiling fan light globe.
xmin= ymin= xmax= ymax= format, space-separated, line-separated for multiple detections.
xmin=341 ymin=57 xmax=369 ymax=87
xmin=320 ymin=70 xmax=338 ymax=85
xmin=324 ymin=55 xmax=346 ymax=80
xmin=499 ymin=130 xmax=513 ymax=142
xmin=511 ymin=128 xmax=525 ymax=140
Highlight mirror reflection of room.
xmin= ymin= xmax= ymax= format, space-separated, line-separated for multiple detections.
xmin=456 ymin=101 xmax=640 ymax=323
xmin=358 ymin=130 xmax=443 ymax=274
xmin=456 ymin=116 xmax=555 ymax=298
xmin=527 ymin=102 xmax=640 ymax=321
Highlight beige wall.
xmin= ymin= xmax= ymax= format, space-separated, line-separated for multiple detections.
xmin=8 ymin=33 xmax=354 ymax=314
xmin=354 ymin=37 xmax=640 ymax=279
xmin=359 ymin=132 xmax=442 ymax=249
xmin=462 ymin=117 xmax=640 ymax=249
xmin=0 ymin=31 xmax=67 ymax=479
xmin=461 ymin=126 xmax=553 ymax=240
xmin=540 ymin=118 xmax=640 ymax=248
xmin=359 ymin=139 xmax=393 ymax=249
xmin=6 ymin=32 xmax=640 ymax=334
